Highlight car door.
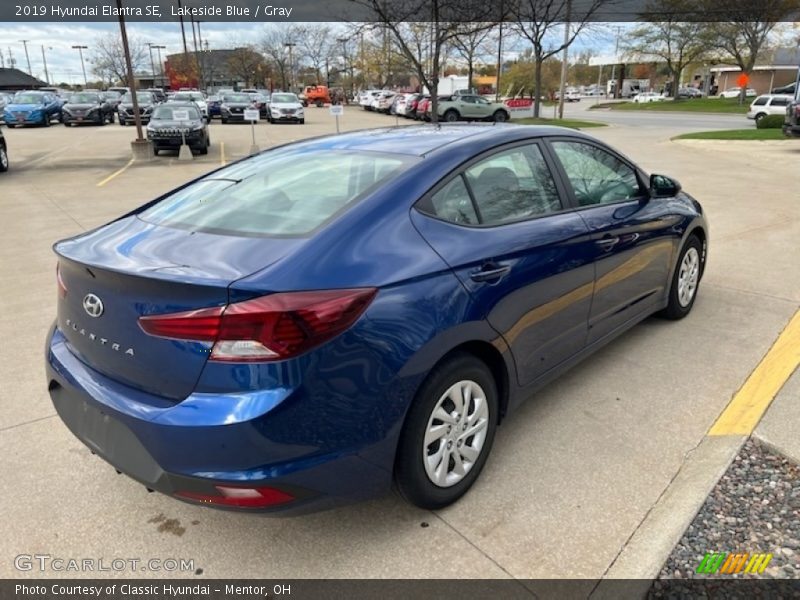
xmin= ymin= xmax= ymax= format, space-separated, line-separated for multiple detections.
xmin=411 ymin=141 xmax=596 ymax=386
xmin=769 ymin=96 xmax=790 ymax=115
xmin=546 ymin=138 xmax=680 ymax=344
xmin=456 ymin=95 xmax=478 ymax=118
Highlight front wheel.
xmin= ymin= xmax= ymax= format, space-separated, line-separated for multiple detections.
xmin=299 ymin=119 xmax=305 ymax=124
xmin=394 ymin=353 xmax=498 ymax=510
xmin=0 ymin=145 xmax=8 ymax=172
xmin=659 ymin=235 xmax=703 ymax=320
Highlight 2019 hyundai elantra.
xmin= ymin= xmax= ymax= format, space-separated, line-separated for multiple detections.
xmin=45 ymin=125 xmax=708 ymax=514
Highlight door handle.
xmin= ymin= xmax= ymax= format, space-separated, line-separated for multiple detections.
xmin=470 ymin=264 xmax=511 ymax=283
xmin=596 ymin=236 xmax=620 ymax=251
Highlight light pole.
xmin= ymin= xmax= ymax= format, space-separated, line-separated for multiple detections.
xmin=19 ymin=40 xmax=32 ymax=75
xmin=41 ymin=45 xmax=51 ymax=85
xmin=146 ymin=43 xmax=157 ymax=86
xmin=284 ymin=42 xmax=296 ymax=91
xmin=72 ymin=45 xmax=89 ymax=86
xmin=151 ymin=45 xmax=166 ymax=87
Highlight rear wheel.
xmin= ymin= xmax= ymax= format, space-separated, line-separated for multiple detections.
xmin=493 ymin=110 xmax=509 ymax=122
xmin=444 ymin=110 xmax=459 ymax=123
xmin=659 ymin=235 xmax=703 ymax=320
xmin=299 ymin=119 xmax=305 ymax=124
xmin=42 ymin=115 xmax=51 ymax=127
xmin=0 ymin=145 xmax=8 ymax=172
xmin=394 ymin=353 xmax=498 ymax=509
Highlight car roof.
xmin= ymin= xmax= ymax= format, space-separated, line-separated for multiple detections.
xmin=292 ymin=124 xmax=589 ymax=157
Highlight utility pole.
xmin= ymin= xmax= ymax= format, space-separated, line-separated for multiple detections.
xmin=285 ymin=42 xmax=296 ymax=91
xmin=495 ymin=15 xmax=503 ymax=102
xmin=72 ymin=45 xmax=89 ymax=86
xmin=609 ymin=25 xmax=623 ymax=98
xmin=19 ymin=40 xmax=32 ymax=75
xmin=41 ymin=46 xmax=50 ymax=84
xmin=177 ymin=0 xmax=189 ymax=55
xmin=558 ymin=0 xmax=572 ymax=119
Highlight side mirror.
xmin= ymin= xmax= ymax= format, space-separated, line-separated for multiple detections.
xmin=649 ymin=174 xmax=682 ymax=198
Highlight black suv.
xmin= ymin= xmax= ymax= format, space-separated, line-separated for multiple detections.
xmin=0 ymin=127 xmax=8 ymax=173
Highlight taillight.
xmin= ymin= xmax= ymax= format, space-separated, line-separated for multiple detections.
xmin=56 ymin=263 xmax=67 ymax=299
xmin=794 ymin=104 xmax=800 ymax=117
xmin=138 ymin=288 xmax=376 ymax=362
xmin=175 ymin=485 xmax=294 ymax=508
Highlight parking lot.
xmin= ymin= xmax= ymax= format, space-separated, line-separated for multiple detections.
xmin=2 ymin=104 xmax=799 ymax=581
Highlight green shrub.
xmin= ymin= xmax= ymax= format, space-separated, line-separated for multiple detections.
xmin=756 ymin=114 xmax=785 ymax=129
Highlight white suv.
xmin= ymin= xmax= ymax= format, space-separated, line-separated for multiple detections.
xmin=747 ymin=94 xmax=793 ymax=123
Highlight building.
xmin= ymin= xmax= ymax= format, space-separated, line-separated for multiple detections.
xmin=164 ymin=49 xmax=261 ymax=92
xmin=0 ymin=68 xmax=48 ymax=91
xmin=710 ymin=48 xmax=800 ymax=94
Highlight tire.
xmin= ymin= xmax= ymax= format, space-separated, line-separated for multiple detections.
xmin=98 ymin=116 xmax=105 ymax=126
xmin=299 ymin=119 xmax=305 ymax=124
xmin=493 ymin=110 xmax=509 ymax=122
xmin=63 ymin=121 xmax=71 ymax=127
xmin=221 ymin=118 xmax=228 ymax=124
xmin=0 ymin=145 xmax=8 ymax=172
xmin=118 ymin=118 xmax=126 ymax=126
xmin=153 ymin=146 xmax=159 ymax=156
xmin=108 ymin=112 xmax=114 ymax=124
xmin=394 ymin=353 xmax=498 ymax=510
xmin=754 ymin=113 xmax=766 ymax=123
xmin=659 ymin=234 xmax=704 ymax=320
xmin=43 ymin=115 xmax=51 ymax=127
xmin=444 ymin=110 xmax=459 ymax=123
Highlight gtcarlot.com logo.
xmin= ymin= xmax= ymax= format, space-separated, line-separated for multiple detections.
xmin=14 ymin=554 xmax=195 ymax=573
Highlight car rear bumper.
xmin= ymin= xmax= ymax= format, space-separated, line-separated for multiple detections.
xmin=45 ymin=323 xmax=396 ymax=515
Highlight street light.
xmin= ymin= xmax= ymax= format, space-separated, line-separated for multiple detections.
xmin=72 ymin=45 xmax=89 ymax=86
xmin=19 ymin=40 xmax=32 ymax=75
xmin=41 ymin=45 xmax=52 ymax=85
xmin=284 ymin=42 xmax=296 ymax=91
xmin=150 ymin=45 xmax=166 ymax=87
xmin=336 ymin=37 xmax=352 ymax=97
xmin=146 ymin=43 xmax=157 ymax=86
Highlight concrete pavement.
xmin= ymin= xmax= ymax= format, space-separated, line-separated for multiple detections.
xmin=1 ymin=108 xmax=798 ymax=583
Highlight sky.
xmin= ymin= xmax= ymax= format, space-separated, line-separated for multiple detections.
xmin=0 ymin=21 xmax=618 ymax=86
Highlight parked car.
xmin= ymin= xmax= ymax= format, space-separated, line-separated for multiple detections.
xmin=394 ymin=93 xmax=413 ymax=116
xmin=206 ymin=95 xmax=222 ymax=119
xmin=404 ymin=93 xmax=423 ymax=119
xmin=359 ymin=90 xmax=382 ymax=110
xmin=747 ymin=94 xmax=794 ymax=123
xmin=118 ymin=91 xmax=157 ymax=125
xmin=677 ymin=87 xmax=703 ymax=98
xmin=0 ymin=92 xmax=12 ymax=118
xmin=147 ymin=103 xmax=210 ymax=156
xmin=61 ymin=92 xmax=116 ymax=126
xmin=169 ymin=91 xmax=209 ymax=122
xmin=632 ymin=92 xmax=665 ymax=103
xmin=220 ymin=92 xmax=255 ymax=124
xmin=0 ymin=127 xmax=8 ymax=173
xmin=267 ymin=92 xmax=304 ymax=124
xmin=433 ymin=94 xmax=511 ymax=122
xmin=45 ymin=125 xmax=708 ymax=514
xmin=771 ymin=82 xmax=796 ymax=96
xmin=717 ymin=87 xmax=757 ymax=99
xmin=555 ymin=89 xmax=581 ymax=102
xmin=100 ymin=90 xmax=123 ymax=110
xmin=3 ymin=91 xmax=62 ymax=127
xmin=783 ymin=99 xmax=800 ymax=138
xmin=144 ymin=88 xmax=167 ymax=103
xmin=248 ymin=93 xmax=269 ymax=118
xmin=374 ymin=91 xmax=396 ymax=113
xmin=107 ymin=86 xmax=130 ymax=97
xmin=415 ymin=95 xmax=431 ymax=120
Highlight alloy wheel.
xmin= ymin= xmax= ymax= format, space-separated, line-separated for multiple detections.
xmin=677 ymin=247 xmax=700 ymax=307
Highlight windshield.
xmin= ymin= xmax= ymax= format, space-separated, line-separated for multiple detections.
xmin=223 ymin=94 xmax=250 ymax=103
xmin=69 ymin=93 xmax=100 ymax=103
xmin=152 ymin=105 xmax=201 ymax=120
xmin=13 ymin=93 xmax=44 ymax=104
xmin=173 ymin=93 xmax=204 ymax=101
xmin=123 ymin=92 xmax=153 ymax=103
xmin=270 ymin=94 xmax=298 ymax=104
xmin=139 ymin=150 xmax=418 ymax=237
xmin=102 ymin=91 xmax=121 ymax=99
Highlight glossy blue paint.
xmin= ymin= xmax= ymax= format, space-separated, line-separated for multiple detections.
xmin=46 ymin=125 xmax=708 ymax=513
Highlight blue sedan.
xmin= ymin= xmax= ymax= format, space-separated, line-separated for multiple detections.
xmin=45 ymin=125 xmax=708 ymax=513
xmin=4 ymin=91 xmax=61 ymax=127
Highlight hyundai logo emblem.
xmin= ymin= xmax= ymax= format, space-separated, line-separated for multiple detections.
xmin=82 ymin=293 xmax=104 ymax=318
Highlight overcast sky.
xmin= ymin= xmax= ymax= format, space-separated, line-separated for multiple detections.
xmin=0 ymin=22 xmax=616 ymax=86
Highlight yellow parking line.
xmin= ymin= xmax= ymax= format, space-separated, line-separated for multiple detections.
xmin=220 ymin=142 xmax=226 ymax=166
xmin=97 ymin=158 xmax=135 ymax=187
xmin=709 ymin=309 xmax=800 ymax=436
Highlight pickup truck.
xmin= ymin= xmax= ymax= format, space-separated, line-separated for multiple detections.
xmin=429 ymin=94 xmax=510 ymax=122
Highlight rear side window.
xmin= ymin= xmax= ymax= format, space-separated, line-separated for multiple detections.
xmin=770 ymin=97 xmax=790 ymax=106
xmin=753 ymin=97 xmax=768 ymax=106
xmin=139 ymin=150 xmax=417 ymax=236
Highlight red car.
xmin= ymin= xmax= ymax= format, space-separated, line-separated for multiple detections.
xmin=414 ymin=95 xmax=431 ymax=120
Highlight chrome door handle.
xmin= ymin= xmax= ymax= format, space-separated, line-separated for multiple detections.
xmin=470 ymin=264 xmax=511 ymax=283
xmin=596 ymin=236 xmax=620 ymax=251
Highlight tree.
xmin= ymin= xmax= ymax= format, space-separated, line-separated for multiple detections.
xmin=297 ymin=25 xmax=333 ymax=85
xmin=90 ymin=32 xmax=149 ymax=86
xmin=511 ymin=0 xmax=608 ymax=117
xmin=227 ymin=46 xmax=268 ymax=87
xmin=346 ymin=0 xmax=498 ymax=123
xmin=260 ymin=25 xmax=302 ymax=90
xmin=625 ymin=0 xmax=711 ymax=99
xmin=703 ymin=0 xmax=799 ymax=102
xmin=450 ymin=23 xmax=497 ymax=92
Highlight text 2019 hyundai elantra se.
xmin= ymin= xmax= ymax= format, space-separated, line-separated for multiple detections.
xmin=46 ymin=125 xmax=707 ymax=514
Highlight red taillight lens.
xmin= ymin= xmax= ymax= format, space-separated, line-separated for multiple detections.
xmin=56 ymin=263 xmax=67 ymax=299
xmin=175 ymin=485 xmax=294 ymax=508
xmin=138 ymin=288 xmax=377 ymax=362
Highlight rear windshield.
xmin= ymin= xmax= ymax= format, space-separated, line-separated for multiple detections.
xmin=139 ymin=150 xmax=418 ymax=236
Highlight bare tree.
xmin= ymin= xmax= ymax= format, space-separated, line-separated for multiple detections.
xmin=91 ymin=32 xmax=149 ymax=86
xmin=511 ymin=0 xmax=608 ymax=117
xmin=227 ymin=46 xmax=268 ymax=88
xmin=260 ymin=25 xmax=302 ymax=90
xmin=450 ymin=23 xmax=498 ymax=91
xmin=297 ymin=24 xmax=333 ymax=85
xmin=625 ymin=0 xmax=712 ymax=99
xmin=346 ymin=0 xmax=498 ymax=123
xmin=703 ymin=0 xmax=799 ymax=102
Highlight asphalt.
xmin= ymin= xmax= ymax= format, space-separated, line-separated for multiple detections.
xmin=0 ymin=106 xmax=798 ymax=584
